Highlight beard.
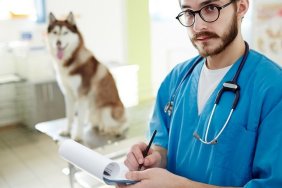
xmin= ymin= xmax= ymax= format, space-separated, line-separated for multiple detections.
xmin=190 ymin=14 xmax=238 ymax=57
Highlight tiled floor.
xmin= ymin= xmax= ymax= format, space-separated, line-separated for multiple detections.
xmin=0 ymin=101 xmax=153 ymax=188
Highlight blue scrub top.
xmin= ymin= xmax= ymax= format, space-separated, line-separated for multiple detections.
xmin=149 ymin=50 xmax=282 ymax=187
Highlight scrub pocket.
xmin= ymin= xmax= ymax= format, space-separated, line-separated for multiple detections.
xmin=214 ymin=124 xmax=257 ymax=184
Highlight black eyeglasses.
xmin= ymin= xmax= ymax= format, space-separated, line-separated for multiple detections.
xmin=176 ymin=1 xmax=234 ymax=27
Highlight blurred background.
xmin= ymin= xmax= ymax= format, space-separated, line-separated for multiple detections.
xmin=0 ymin=0 xmax=281 ymax=188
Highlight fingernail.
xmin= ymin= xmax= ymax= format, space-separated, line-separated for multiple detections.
xmin=139 ymin=159 xmax=143 ymax=164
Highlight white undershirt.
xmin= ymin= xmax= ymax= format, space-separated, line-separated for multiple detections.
xmin=197 ymin=63 xmax=232 ymax=115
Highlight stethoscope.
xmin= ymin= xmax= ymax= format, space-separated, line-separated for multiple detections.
xmin=164 ymin=41 xmax=249 ymax=145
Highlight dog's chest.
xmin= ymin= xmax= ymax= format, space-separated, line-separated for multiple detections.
xmin=55 ymin=65 xmax=82 ymax=97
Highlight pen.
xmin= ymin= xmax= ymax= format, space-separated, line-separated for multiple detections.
xmin=138 ymin=130 xmax=157 ymax=170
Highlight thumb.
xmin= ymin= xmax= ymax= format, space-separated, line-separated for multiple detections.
xmin=126 ymin=170 xmax=149 ymax=181
xmin=144 ymin=151 xmax=161 ymax=167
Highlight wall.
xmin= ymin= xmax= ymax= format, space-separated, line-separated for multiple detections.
xmin=126 ymin=0 xmax=153 ymax=102
xmin=252 ymin=0 xmax=282 ymax=65
xmin=150 ymin=0 xmax=197 ymax=93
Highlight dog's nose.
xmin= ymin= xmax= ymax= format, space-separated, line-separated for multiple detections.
xmin=56 ymin=40 xmax=62 ymax=47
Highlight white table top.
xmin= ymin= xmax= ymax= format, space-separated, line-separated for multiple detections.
xmin=35 ymin=118 xmax=145 ymax=151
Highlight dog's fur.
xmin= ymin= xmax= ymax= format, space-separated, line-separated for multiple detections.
xmin=47 ymin=12 xmax=127 ymax=141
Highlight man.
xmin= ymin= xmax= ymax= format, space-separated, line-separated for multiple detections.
xmin=118 ymin=0 xmax=282 ymax=187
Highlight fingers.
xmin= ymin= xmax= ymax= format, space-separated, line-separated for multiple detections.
xmin=126 ymin=170 xmax=149 ymax=181
xmin=125 ymin=152 xmax=138 ymax=170
xmin=132 ymin=142 xmax=148 ymax=164
xmin=124 ymin=142 xmax=147 ymax=170
xmin=143 ymin=151 xmax=161 ymax=167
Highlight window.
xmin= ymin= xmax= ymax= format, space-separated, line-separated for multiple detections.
xmin=0 ymin=0 xmax=46 ymax=23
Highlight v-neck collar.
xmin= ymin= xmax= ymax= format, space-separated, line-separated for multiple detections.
xmin=196 ymin=56 xmax=245 ymax=117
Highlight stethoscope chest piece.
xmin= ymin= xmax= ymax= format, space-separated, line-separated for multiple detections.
xmin=164 ymin=101 xmax=174 ymax=116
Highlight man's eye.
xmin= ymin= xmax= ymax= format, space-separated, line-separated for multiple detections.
xmin=184 ymin=10 xmax=194 ymax=17
xmin=205 ymin=5 xmax=218 ymax=12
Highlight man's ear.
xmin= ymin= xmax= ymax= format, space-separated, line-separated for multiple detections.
xmin=66 ymin=12 xmax=76 ymax=25
xmin=236 ymin=0 xmax=249 ymax=19
xmin=49 ymin=12 xmax=56 ymax=24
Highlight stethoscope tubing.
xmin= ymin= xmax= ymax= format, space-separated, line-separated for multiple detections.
xmin=165 ymin=42 xmax=250 ymax=145
xmin=164 ymin=56 xmax=203 ymax=116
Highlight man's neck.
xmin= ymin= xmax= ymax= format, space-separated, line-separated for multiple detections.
xmin=205 ymin=38 xmax=246 ymax=70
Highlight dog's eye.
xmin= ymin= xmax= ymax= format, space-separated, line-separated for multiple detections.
xmin=63 ymin=31 xmax=68 ymax=35
xmin=53 ymin=31 xmax=57 ymax=35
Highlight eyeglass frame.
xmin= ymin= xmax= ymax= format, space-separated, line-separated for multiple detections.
xmin=176 ymin=0 xmax=235 ymax=27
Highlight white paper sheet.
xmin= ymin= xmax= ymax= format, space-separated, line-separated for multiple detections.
xmin=59 ymin=139 xmax=137 ymax=185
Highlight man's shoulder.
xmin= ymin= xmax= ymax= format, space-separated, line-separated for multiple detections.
xmin=169 ymin=55 xmax=202 ymax=76
xmin=249 ymin=50 xmax=281 ymax=71
xmin=247 ymin=50 xmax=282 ymax=93
xmin=160 ymin=55 xmax=202 ymax=91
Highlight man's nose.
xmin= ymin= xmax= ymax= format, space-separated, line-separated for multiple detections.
xmin=192 ymin=14 xmax=207 ymax=32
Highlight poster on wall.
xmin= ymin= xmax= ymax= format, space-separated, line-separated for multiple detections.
xmin=254 ymin=3 xmax=282 ymax=65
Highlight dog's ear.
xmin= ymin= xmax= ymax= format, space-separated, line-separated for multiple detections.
xmin=49 ymin=12 xmax=56 ymax=24
xmin=66 ymin=12 xmax=76 ymax=25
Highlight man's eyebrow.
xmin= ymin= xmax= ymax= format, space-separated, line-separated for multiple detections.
xmin=181 ymin=0 xmax=220 ymax=10
xmin=200 ymin=0 xmax=220 ymax=7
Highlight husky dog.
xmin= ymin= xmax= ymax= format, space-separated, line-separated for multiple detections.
xmin=47 ymin=12 xmax=127 ymax=141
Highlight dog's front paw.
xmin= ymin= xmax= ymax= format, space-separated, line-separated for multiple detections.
xmin=59 ymin=130 xmax=70 ymax=137
xmin=71 ymin=133 xmax=83 ymax=142
xmin=71 ymin=136 xmax=83 ymax=142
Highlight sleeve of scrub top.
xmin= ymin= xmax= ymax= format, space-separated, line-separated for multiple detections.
xmin=244 ymin=75 xmax=282 ymax=187
xmin=148 ymin=57 xmax=201 ymax=149
xmin=148 ymin=60 xmax=194 ymax=149
xmin=148 ymin=73 xmax=173 ymax=149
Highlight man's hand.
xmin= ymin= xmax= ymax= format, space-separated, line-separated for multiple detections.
xmin=117 ymin=168 xmax=186 ymax=188
xmin=124 ymin=142 xmax=164 ymax=170
xmin=116 ymin=168 xmax=240 ymax=188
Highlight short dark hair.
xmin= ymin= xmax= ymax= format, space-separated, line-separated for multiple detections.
xmin=178 ymin=0 xmax=239 ymax=7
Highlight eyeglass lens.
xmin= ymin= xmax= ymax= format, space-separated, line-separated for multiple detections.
xmin=179 ymin=5 xmax=220 ymax=27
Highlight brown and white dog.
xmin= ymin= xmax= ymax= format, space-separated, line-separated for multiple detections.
xmin=47 ymin=12 xmax=127 ymax=141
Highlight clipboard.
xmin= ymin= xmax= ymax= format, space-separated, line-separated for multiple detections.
xmin=59 ymin=140 xmax=138 ymax=185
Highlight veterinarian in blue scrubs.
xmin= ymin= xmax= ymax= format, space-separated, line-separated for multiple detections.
xmin=118 ymin=0 xmax=282 ymax=188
